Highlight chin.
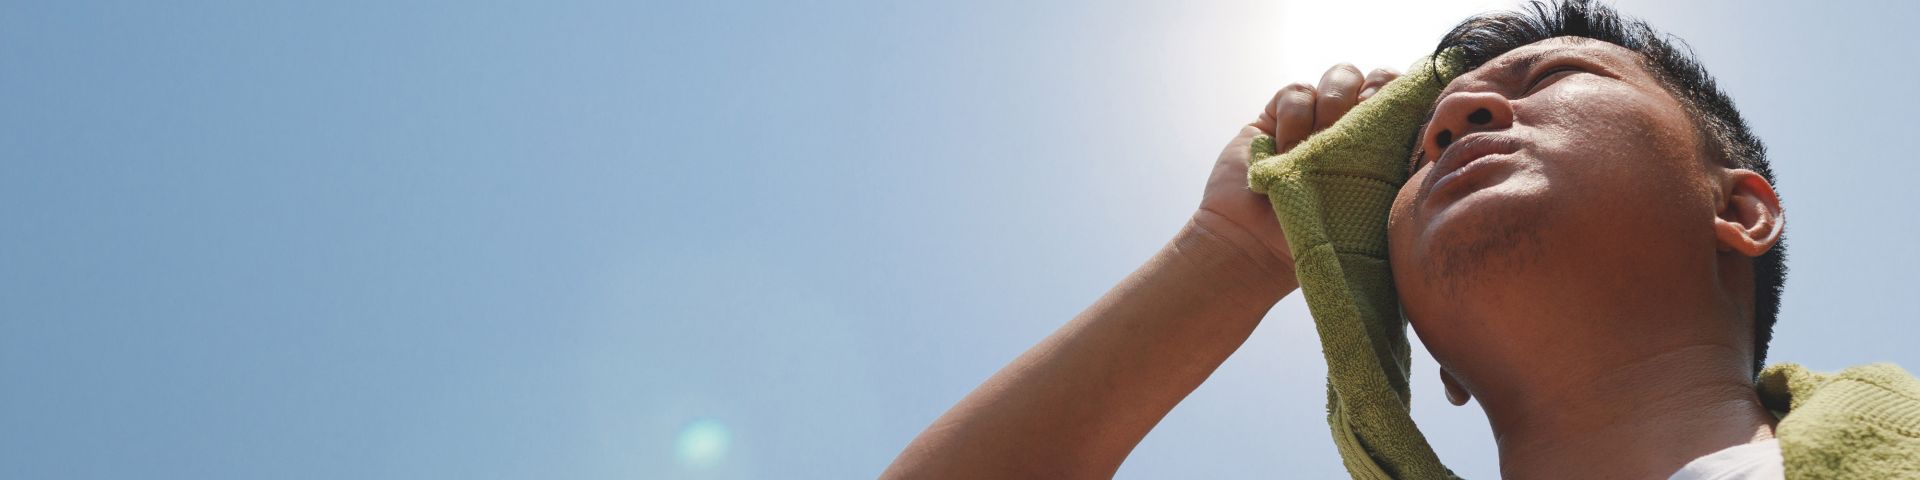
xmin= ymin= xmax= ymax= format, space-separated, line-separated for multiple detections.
xmin=1408 ymin=186 xmax=1554 ymax=287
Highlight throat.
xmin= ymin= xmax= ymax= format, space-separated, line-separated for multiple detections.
xmin=1485 ymin=346 xmax=1777 ymax=480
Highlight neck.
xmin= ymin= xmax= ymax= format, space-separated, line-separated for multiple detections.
xmin=1483 ymin=344 xmax=1776 ymax=480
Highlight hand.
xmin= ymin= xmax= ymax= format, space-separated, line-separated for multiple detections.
xmin=1193 ymin=64 xmax=1401 ymax=274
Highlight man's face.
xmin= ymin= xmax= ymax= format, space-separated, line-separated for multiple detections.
xmin=1387 ymin=37 xmax=1723 ymax=390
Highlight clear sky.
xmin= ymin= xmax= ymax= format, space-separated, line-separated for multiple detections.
xmin=3 ymin=1 xmax=1916 ymax=478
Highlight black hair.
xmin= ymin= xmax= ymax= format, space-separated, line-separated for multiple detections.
xmin=1433 ymin=0 xmax=1786 ymax=376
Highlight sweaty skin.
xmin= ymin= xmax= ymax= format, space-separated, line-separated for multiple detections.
xmin=885 ymin=36 xmax=1785 ymax=480
xmin=1390 ymin=37 xmax=1783 ymax=480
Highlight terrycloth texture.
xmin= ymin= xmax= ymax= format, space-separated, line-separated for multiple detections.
xmin=1759 ymin=363 xmax=1920 ymax=479
xmin=1247 ymin=50 xmax=1464 ymax=480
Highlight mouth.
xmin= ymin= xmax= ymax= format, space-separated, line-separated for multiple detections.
xmin=1423 ymin=133 xmax=1525 ymax=202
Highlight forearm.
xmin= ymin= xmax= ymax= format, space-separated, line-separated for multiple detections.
xmin=882 ymin=215 xmax=1298 ymax=479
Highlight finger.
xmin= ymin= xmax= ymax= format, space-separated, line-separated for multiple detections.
xmin=1233 ymin=124 xmax=1279 ymax=164
xmin=1232 ymin=124 xmax=1264 ymax=150
xmin=1253 ymin=94 xmax=1278 ymax=136
xmin=1357 ymin=67 xmax=1401 ymax=102
xmin=1255 ymin=82 xmax=1316 ymax=142
xmin=1271 ymin=82 xmax=1317 ymax=152
xmin=1313 ymin=64 xmax=1365 ymax=132
xmin=1252 ymin=85 xmax=1294 ymax=136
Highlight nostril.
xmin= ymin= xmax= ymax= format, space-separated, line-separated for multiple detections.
xmin=1468 ymin=108 xmax=1492 ymax=125
xmin=1436 ymin=130 xmax=1454 ymax=149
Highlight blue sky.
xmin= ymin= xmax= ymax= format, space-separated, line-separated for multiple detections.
xmin=2 ymin=1 xmax=1916 ymax=478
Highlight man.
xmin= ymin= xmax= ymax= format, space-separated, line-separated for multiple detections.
xmin=884 ymin=2 xmax=1798 ymax=478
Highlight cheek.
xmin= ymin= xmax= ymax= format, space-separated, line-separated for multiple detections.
xmin=1533 ymin=82 xmax=1647 ymax=154
xmin=1512 ymin=80 xmax=1721 ymax=263
xmin=1387 ymin=171 xmax=1435 ymax=310
xmin=1387 ymin=169 xmax=1428 ymax=270
xmin=1528 ymin=83 xmax=1701 ymax=198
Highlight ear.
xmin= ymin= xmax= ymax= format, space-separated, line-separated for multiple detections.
xmin=1713 ymin=169 xmax=1784 ymax=257
xmin=1440 ymin=367 xmax=1471 ymax=406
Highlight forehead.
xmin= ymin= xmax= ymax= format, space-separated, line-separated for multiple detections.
xmin=1438 ymin=37 xmax=1652 ymax=96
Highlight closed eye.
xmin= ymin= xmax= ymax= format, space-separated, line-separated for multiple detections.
xmin=1524 ymin=65 xmax=1581 ymax=95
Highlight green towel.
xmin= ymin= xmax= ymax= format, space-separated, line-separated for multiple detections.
xmin=1246 ymin=50 xmax=1465 ymax=480
xmin=1760 ymin=362 xmax=1920 ymax=478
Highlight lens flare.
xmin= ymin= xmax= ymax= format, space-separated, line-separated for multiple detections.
xmin=675 ymin=418 xmax=731 ymax=470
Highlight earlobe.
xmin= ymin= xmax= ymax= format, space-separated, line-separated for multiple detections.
xmin=1440 ymin=367 xmax=1471 ymax=406
xmin=1713 ymin=170 xmax=1784 ymax=257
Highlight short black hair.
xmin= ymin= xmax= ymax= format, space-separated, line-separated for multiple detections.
xmin=1433 ymin=0 xmax=1786 ymax=376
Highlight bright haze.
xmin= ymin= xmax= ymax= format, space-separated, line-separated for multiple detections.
xmin=2 ymin=1 xmax=1915 ymax=478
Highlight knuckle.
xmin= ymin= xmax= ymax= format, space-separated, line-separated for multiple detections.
xmin=1281 ymin=82 xmax=1317 ymax=98
xmin=1279 ymin=83 xmax=1317 ymax=111
xmin=1324 ymin=63 xmax=1363 ymax=83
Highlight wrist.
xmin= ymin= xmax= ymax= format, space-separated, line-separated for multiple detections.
xmin=1174 ymin=210 xmax=1299 ymax=305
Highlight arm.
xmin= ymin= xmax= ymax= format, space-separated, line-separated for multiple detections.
xmin=881 ymin=206 xmax=1295 ymax=479
xmin=882 ymin=65 xmax=1394 ymax=479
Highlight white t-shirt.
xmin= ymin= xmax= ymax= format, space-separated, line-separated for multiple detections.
xmin=1666 ymin=439 xmax=1784 ymax=480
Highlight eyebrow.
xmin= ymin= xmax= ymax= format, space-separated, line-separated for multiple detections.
xmin=1433 ymin=48 xmax=1560 ymax=103
xmin=1497 ymin=49 xmax=1556 ymax=86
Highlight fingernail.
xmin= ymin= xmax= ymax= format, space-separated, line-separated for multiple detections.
xmin=1359 ymin=87 xmax=1379 ymax=98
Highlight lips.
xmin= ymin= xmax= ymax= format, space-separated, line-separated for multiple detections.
xmin=1423 ymin=133 xmax=1524 ymax=198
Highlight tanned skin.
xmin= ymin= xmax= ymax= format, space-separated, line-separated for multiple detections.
xmin=1392 ymin=37 xmax=1781 ymax=479
xmin=885 ymin=36 xmax=1784 ymax=480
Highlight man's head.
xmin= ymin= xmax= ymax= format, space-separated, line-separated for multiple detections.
xmin=1385 ymin=0 xmax=1786 ymax=405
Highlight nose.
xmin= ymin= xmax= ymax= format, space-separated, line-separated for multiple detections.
xmin=1423 ymin=91 xmax=1515 ymax=155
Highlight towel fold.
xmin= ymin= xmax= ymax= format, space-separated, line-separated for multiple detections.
xmin=1759 ymin=362 xmax=1920 ymax=478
